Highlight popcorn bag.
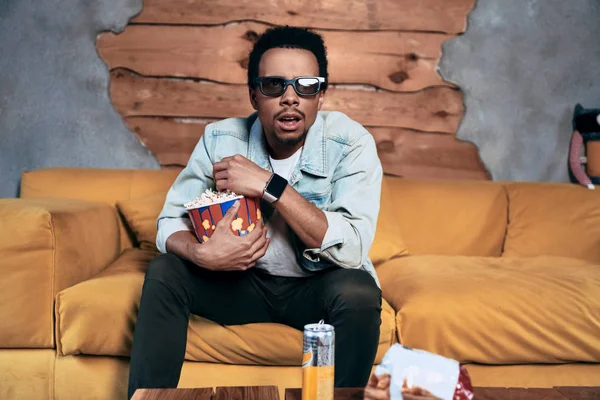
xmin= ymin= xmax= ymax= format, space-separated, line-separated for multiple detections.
xmin=185 ymin=189 xmax=262 ymax=243
xmin=374 ymin=344 xmax=474 ymax=400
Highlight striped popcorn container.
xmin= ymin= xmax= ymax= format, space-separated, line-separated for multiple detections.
xmin=187 ymin=196 xmax=262 ymax=243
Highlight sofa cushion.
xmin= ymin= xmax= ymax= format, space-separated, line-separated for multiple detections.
xmin=503 ymin=182 xmax=600 ymax=263
xmin=0 ymin=198 xmax=119 ymax=349
xmin=20 ymin=168 xmax=179 ymax=251
xmin=115 ymin=176 xmax=409 ymax=266
xmin=384 ymin=177 xmax=507 ymax=257
xmin=0 ymin=349 xmax=55 ymax=400
xmin=370 ymin=177 xmax=410 ymax=266
xmin=56 ymin=249 xmax=396 ymax=365
xmin=117 ymin=193 xmax=166 ymax=252
xmin=377 ymin=255 xmax=600 ymax=364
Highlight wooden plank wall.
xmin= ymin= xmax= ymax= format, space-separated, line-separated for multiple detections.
xmin=97 ymin=0 xmax=490 ymax=180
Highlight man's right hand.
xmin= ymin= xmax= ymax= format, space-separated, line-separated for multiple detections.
xmin=166 ymin=200 xmax=270 ymax=271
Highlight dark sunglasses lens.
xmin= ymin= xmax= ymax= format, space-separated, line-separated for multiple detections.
xmin=261 ymin=77 xmax=286 ymax=96
xmin=296 ymin=78 xmax=320 ymax=95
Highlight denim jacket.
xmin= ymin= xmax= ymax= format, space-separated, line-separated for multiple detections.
xmin=156 ymin=111 xmax=383 ymax=287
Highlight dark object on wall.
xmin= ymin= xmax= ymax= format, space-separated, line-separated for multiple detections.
xmin=569 ymin=104 xmax=600 ymax=189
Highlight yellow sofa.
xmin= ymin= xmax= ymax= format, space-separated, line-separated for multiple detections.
xmin=1 ymin=167 xmax=599 ymax=400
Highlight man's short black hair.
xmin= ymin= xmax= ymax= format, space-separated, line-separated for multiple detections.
xmin=247 ymin=26 xmax=328 ymax=91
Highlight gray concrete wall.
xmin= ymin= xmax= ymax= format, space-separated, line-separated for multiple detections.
xmin=440 ymin=0 xmax=600 ymax=182
xmin=0 ymin=0 xmax=159 ymax=198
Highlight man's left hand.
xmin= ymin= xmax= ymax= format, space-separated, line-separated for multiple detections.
xmin=364 ymin=373 xmax=391 ymax=400
xmin=213 ymin=154 xmax=271 ymax=198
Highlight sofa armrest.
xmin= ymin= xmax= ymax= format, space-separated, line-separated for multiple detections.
xmin=0 ymin=198 xmax=120 ymax=348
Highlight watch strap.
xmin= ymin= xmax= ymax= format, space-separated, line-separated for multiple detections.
xmin=263 ymin=173 xmax=288 ymax=203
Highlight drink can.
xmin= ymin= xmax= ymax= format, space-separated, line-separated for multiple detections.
xmin=302 ymin=320 xmax=334 ymax=400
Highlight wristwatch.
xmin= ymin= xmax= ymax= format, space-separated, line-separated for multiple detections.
xmin=262 ymin=173 xmax=288 ymax=203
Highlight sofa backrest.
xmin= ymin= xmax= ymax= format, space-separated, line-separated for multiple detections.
xmin=503 ymin=182 xmax=600 ymax=264
xmin=20 ymin=168 xmax=600 ymax=262
xmin=20 ymin=168 xmax=508 ymax=257
xmin=383 ymin=176 xmax=600 ymax=261
xmin=20 ymin=168 xmax=180 ymax=251
xmin=383 ymin=176 xmax=508 ymax=257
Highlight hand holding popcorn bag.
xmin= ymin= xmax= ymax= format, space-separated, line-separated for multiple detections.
xmin=185 ymin=189 xmax=262 ymax=243
xmin=368 ymin=344 xmax=474 ymax=400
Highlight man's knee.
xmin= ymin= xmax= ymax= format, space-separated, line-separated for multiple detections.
xmin=145 ymin=253 xmax=187 ymax=283
xmin=141 ymin=253 xmax=194 ymax=307
xmin=326 ymin=269 xmax=381 ymax=313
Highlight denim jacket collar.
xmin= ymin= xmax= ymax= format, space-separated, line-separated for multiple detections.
xmin=247 ymin=112 xmax=328 ymax=185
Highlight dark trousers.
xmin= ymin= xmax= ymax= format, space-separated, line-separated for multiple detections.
xmin=127 ymin=253 xmax=382 ymax=399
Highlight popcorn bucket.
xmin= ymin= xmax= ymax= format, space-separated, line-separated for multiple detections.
xmin=187 ymin=196 xmax=262 ymax=243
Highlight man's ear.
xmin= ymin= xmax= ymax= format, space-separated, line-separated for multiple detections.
xmin=317 ymin=91 xmax=326 ymax=110
xmin=249 ymin=88 xmax=258 ymax=110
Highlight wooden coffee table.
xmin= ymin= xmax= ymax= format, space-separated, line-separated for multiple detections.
xmin=132 ymin=387 xmax=214 ymax=400
xmin=286 ymin=387 xmax=600 ymax=399
xmin=132 ymin=386 xmax=600 ymax=399
xmin=285 ymin=388 xmax=365 ymax=399
xmin=132 ymin=387 xmax=359 ymax=399
xmin=132 ymin=386 xmax=280 ymax=400
xmin=474 ymin=387 xmax=600 ymax=399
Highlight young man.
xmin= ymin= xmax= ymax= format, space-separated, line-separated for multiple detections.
xmin=128 ymin=25 xmax=383 ymax=398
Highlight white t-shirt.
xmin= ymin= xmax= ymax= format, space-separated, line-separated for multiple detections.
xmin=255 ymin=147 xmax=312 ymax=277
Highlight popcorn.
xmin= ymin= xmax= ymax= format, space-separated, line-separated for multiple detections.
xmin=184 ymin=189 xmax=241 ymax=209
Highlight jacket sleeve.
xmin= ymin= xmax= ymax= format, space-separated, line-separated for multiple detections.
xmin=302 ymin=133 xmax=383 ymax=269
xmin=156 ymin=126 xmax=215 ymax=253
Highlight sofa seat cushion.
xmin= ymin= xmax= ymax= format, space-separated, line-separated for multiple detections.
xmin=56 ymin=249 xmax=396 ymax=365
xmin=377 ymin=255 xmax=600 ymax=364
